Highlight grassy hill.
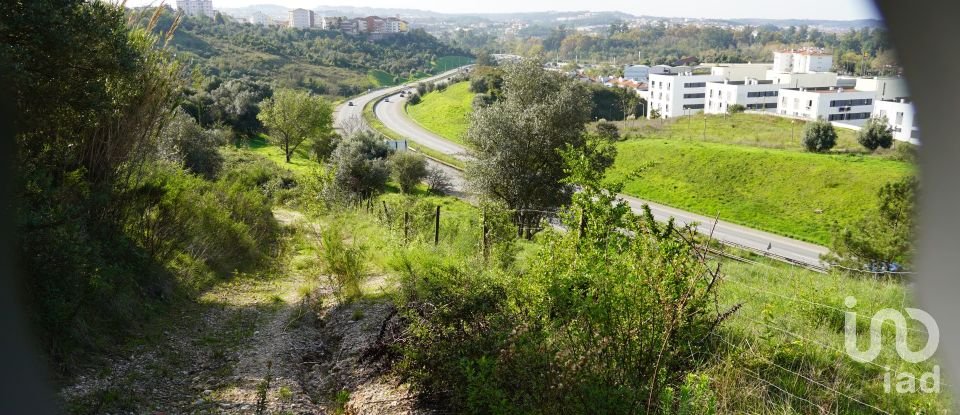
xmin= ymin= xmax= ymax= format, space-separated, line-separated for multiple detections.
xmin=606 ymin=139 xmax=912 ymax=244
xmin=406 ymin=81 xmax=474 ymax=145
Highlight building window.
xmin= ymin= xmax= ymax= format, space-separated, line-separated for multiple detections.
xmin=682 ymin=104 xmax=705 ymax=110
xmin=747 ymin=91 xmax=778 ymax=98
xmin=830 ymin=98 xmax=873 ymax=107
xmin=683 ymin=93 xmax=705 ymax=99
xmin=896 ymin=112 xmax=904 ymax=124
xmin=683 ymin=82 xmax=707 ymax=88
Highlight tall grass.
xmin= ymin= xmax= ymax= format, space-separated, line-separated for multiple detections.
xmin=318 ymin=224 xmax=367 ymax=302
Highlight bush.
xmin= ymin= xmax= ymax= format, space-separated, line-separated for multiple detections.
xmin=388 ymin=151 xmax=428 ymax=193
xmin=392 ymin=182 xmax=727 ymax=413
xmin=727 ymin=103 xmax=746 ymax=114
xmin=425 ymin=166 xmax=452 ymax=194
xmin=158 ymin=109 xmax=227 ymax=179
xmin=801 ymin=118 xmax=837 ymax=152
xmin=313 ymin=132 xmax=340 ymax=162
xmin=858 ymin=115 xmax=894 ymax=151
xmin=406 ymin=93 xmax=421 ymax=106
xmin=329 ymin=131 xmax=391 ymax=198
xmin=595 ymin=121 xmax=621 ymax=141
xmin=469 ymin=76 xmax=489 ymax=93
xmin=318 ymin=224 xmax=367 ymax=302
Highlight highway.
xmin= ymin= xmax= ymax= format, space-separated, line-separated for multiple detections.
xmin=334 ymin=68 xmax=831 ymax=269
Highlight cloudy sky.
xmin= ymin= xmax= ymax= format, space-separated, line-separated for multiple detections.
xmin=134 ymin=0 xmax=882 ymax=20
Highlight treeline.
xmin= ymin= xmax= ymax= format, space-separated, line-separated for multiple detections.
xmin=510 ymin=23 xmax=896 ymax=76
xmin=143 ymin=7 xmax=471 ymax=96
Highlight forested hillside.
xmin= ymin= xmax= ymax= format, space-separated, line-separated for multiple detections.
xmin=144 ymin=7 xmax=471 ymax=97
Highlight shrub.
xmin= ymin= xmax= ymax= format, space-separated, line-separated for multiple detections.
xmin=318 ymin=224 xmax=367 ymax=302
xmin=858 ymin=115 xmax=894 ymax=151
xmin=392 ymin=181 xmax=727 ymax=413
xmin=313 ymin=132 xmax=340 ymax=162
xmin=435 ymin=82 xmax=447 ymax=92
xmin=801 ymin=118 xmax=837 ymax=152
xmin=469 ymin=76 xmax=489 ymax=93
xmin=406 ymin=93 xmax=421 ymax=106
xmin=388 ymin=151 xmax=428 ymax=193
xmin=594 ymin=121 xmax=621 ymax=141
xmin=158 ymin=109 xmax=227 ymax=179
xmin=727 ymin=103 xmax=746 ymax=114
xmin=329 ymin=131 xmax=391 ymax=198
xmin=424 ymin=166 xmax=452 ymax=194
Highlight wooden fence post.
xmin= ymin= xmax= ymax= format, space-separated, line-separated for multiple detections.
xmin=481 ymin=206 xmax=489 ymax=262
xmin=382 ymin=201 xmax=390 ymax=225
xmin=404 ymin=211 xmax=409 ymax=243
xmin=434 ymin=205 xmax=440 ymax=246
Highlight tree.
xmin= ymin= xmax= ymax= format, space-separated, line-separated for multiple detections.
xmin=329 ymin=132 xmax=391 ymax=198
xmin=801 ymin=119 xmax=837 ymax=152
xmin=828 ymin=176 xmax=917 ymax=272
xmin=257 ymin=88 xmax=332 ymax=163
xmin=858 ymin=115 xmax=894 ymax=151
xmin=158 ymin=109 xmax=227 ymax=178
xmin=595 ymin=121 xmax=621 ymax=141
xmin=389 ymin=151 xmax=428 ymax=193
xmin=465 ymin=59 xmax=593 ymax=237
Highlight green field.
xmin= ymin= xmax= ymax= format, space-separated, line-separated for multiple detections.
xmin=406 ymin=81 xmax=474 ymax=145
xmin=432 ymin=56 xmax=475 ymax=73
xmin=606 ymin=139 xmax=912 ymax=244
xmin=617 ymin=113 xmax=868 ymax=152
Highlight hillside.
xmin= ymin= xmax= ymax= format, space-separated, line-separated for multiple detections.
xmin=149 ymin=11 xmax=471 ymax=96
xmin=406 ymin=81 xmax=474 ymax=145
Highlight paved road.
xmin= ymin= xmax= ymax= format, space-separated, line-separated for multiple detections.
xmin=368 ymin=88 xmax=831 ymax=268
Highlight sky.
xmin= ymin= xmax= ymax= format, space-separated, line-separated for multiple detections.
xmin=138 ymin=0 xmax=882 ymax=20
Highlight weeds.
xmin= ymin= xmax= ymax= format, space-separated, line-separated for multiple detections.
xmin=318 ymin=224 xmax=368 ymax=302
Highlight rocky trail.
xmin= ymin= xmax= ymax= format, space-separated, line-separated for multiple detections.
xmin=61 ymin=209 xmax=423 ymax=414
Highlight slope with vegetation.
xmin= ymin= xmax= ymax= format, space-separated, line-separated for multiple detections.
xmin=406 ymin=81 xmax=475 ymax=145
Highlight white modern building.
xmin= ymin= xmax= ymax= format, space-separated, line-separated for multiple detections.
xmin=855 ymin=77 xmax=910 ymax=101
xmin=705 ymin=79 xmax=781 ymax=114
xmin=766 ymin=71 xmax=839 ymax=89
xmin=648 ymin=73 xmax=724 ymax=118
xmin=874 ymin=98 xmax=919 ymax=142
xmin=247 ymin=11 xmax=270 ymax=25
xmin=772 ymin=49 xmax=834 ymax=73
xmin=709 ymin=63 xmax=773 ymax=81
xmin=288 ymin=8 xmax=314 ymax=29
xmin=777 ymin=86 xmax=875 ymax=125
xmin=624 ymin=65 xmax=650 ymax=82
xmin=175 ymin=0 xmax=214 ymax=18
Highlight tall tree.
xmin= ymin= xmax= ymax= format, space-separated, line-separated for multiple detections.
xmin=465 ymin=59 xmax=593 ymax=237
xmin=257 ymin=89 xmax=332 ymax=163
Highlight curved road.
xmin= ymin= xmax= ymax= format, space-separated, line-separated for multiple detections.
xmin=369 ymin=87 xmax=830 ymax=268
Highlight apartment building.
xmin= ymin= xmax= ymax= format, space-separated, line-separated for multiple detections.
xmin=247 ymin=11 xmax=270 ymax=25
xmin=874 ymin=98 xmax=919 ymax=142
xmin=777 ymin=86 xmax=875 ymax=125
xmin=288 ymin=8 xmax=314 ymax=29
xmin=704 ymin=79 xmax=781 ymax=114
xmin=855 ymin=77 xmax=910 ymax=100
xmin=708 ymin=63 xmax=773 ymax=80
xmin=772 ymin=49 xmax=834 ymax=73
xmin=648 ymin=73 xmax=724 ymax=118
xmin=175 ymin=0 xmax=214 ymax=18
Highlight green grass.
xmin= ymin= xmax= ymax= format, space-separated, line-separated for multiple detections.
xmin=711 ymin=256 xmax=949 ymax=413
xmin=606 ymin=139 xmax=913 ymax=244
xmin=242 ymin=134 xmax=318 ymax=176
xmin=432 ymin=56 xmax=475 ymax=73
xmin=406 ymin=81 xmax=474 ymax=146
xmin=614 ymin=113 xmax=867 ymax=152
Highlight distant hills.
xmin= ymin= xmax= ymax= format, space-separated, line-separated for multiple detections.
xmin=217 ymin=4 xmax=882 ymax=30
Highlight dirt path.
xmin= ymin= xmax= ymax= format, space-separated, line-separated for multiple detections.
xmin=61 ymin=209 xmax=423 ymax=414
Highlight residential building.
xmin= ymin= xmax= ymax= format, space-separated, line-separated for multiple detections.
xmin=288 ymin=8 xmax=314 ymax=29
xmin=247 ymin=11 xmax=270 ymax=25
xmin=777 ymin=86 xmax=875 ymax=125
xmin=855 ymin=77 xmax=910 ymax=100
xmin=766 ymin=71 xmax=839 ymax=88
xmin=624 ymin=65 xmax=650 ymax=82
xmin=772 ymin=49 xmax=834 ymax=73
xmin=176 ymin=0 xmax=214 ymax=18
xmin=318 ymin=16 xmax=343 ymax=30
xmin=704 ymin=78 xmax=781 ymax=114
xmin=874 ymin=98 xmax=919 ymax=142
xmin=709 ymin=63 xmax=773 ymax=81
xmin=385 ymin=17 xmax=407 ymax=33
xmin=648 ymin=72 xmax=724 ymax=118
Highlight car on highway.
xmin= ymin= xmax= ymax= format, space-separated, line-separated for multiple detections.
xmin=347 ymin=101 xmax=354 ymax=106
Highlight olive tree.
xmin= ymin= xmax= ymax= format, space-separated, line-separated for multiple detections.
xmin=801 ymin=118 xmax=837 ymax=152
xmin=858 ymin=115 xmax=895 ymax=151
xmin=464 ymin=59 xmax=593 ymax=237
xmin=257 ymin=88 xmax=332 ymax=163
xmin=388 ymin=151 xmax=428 ymax=193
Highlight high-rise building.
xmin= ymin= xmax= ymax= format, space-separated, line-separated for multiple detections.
xmin=175 ymin=0 xmax=214 ymax=18
xmin=288 ymin=8 xmax=314 ymax=29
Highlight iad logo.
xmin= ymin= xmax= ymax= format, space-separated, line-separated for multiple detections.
xmin=844 ymin=296 xmax=940 ymax=393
